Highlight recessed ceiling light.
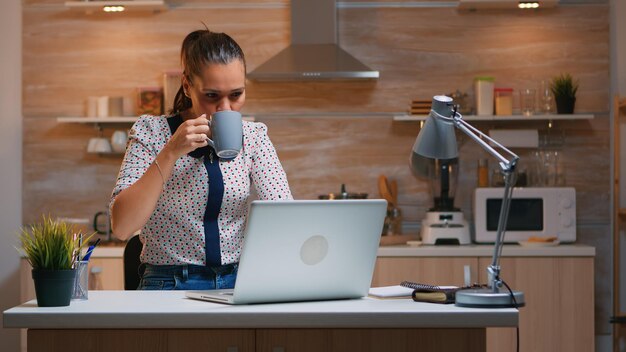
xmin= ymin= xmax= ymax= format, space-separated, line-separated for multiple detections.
xmin=103 ymin=5 xmax=125 ymax=12
xmin=518 ymin=2 xmax=540 ymax=9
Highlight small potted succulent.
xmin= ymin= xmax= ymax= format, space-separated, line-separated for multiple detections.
xmin=550 ymin=73 xmax=579 ymax=114
xmin=18 ymin=216 xmax=91 ymax=307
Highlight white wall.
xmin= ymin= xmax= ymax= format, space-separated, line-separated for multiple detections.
xmin=0 ymin=0 xmax=23 ymax=350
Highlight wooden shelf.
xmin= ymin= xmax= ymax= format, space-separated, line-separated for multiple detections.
xmin=58 ymin=116 xmax=138 ymax=123
xmin=64 ymin=1 xmax=168 ymax=12
xmin=393 ymin=113 xmax=595 ymax=122
xmin=57 ymin=116 xmax=256 ymax=123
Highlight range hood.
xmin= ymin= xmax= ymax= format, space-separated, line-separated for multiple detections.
xmin=248 ymin=0 xmax=379 ymax=81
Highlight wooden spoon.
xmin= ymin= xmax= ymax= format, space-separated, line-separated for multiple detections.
xmin=390 ymin=180 xmax=398 ymax=206
xmin=378 ymin=175 xmax=395 ymax=207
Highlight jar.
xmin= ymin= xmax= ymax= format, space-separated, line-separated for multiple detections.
xmin=477 ymin=159 xmax=489 ymax=187
xmin=474 ymin=77 xmax=495 ymax=116
xmin=494 ymin=88 xmax=513 ymax=116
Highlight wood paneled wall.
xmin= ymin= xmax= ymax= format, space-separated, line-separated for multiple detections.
xmin=22 ymin=0 xmax=610 ymax=336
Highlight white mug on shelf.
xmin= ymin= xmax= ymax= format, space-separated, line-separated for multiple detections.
xmin=86 ymin=97 xmax=98 ymax=117
xmin=87 ymin=137 xmax=112 ymax=154
xmin=96 ymin=96 xmax=109 ymax=118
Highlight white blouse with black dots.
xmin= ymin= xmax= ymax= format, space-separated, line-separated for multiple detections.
xmin=110 ymin=115 xmax=293 ymax=266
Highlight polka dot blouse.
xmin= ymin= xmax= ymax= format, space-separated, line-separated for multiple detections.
xmin=110 ymin=115 xmax=293 ymax=266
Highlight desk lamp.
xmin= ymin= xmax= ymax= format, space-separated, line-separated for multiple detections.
xmin=411 ymin=95 xmax=525 ymax=308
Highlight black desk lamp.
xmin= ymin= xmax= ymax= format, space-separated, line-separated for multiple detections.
xmin=411 ymin=95 xmax=525 ymax=308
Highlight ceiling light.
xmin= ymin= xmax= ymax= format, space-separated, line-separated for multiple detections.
xmin=518 ymin=1 xmax=540 ymax=9
xmin=103 ymin=5 xmax=125 ymax=12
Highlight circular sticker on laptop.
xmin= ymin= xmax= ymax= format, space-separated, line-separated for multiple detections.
xmin=300 ymin=235 xmax=329 ymax=265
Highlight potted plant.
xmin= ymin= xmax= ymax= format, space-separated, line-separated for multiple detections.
xmin=550 ymin=73 xmax=579 ymax=114
xmin=18 ymin=216 xmax=91 ymax=307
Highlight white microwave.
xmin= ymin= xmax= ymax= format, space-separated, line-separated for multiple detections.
xmin=473 ymin=187 xmax=576 ymax=243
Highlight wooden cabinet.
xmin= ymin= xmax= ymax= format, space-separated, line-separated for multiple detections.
xmin=371 ymin=255 xmax=594 ymax=352
xmin=26 ymin=328 xmax=487 ymax=352
xmin=28 ymin=329 xmax=256 ymax=352
xmin=479 ymin=257 xmax=594 ymax=352
xmin=372 ymin=257 xmax=478 ymax=286
xmin=256 ymin=329 xmax=485 ymax=352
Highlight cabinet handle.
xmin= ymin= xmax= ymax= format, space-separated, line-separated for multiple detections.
xmin=226 ymin=347 xmax=238 ymax=352
xmin=272 ymin=347 xmax=285 ymax=352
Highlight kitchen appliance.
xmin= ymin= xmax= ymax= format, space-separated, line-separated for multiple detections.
xmin=474 ymin=187 xmax=576 ymax=243
xmin=93 ymin=210 xmax=112 ymax=242
xmin=248 ymin=0 xmax=378 ymax=81
xmin=318 ymin=184 xmax=367 ymax=200
xmin=419 ymin=158 xmax=471 ymax=245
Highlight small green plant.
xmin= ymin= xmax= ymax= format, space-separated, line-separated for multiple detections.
xmin=18 ymin=215 xmax=91 ymax=270
xmin=550 ymin=73 xmax=579 ymax=99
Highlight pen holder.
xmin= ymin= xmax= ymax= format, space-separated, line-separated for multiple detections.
xmin=72 ymin=260 xmax=89 ymax=300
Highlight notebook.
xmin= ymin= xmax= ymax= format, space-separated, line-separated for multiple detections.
xmin=185 ymin=199 xmax=387 ymax=304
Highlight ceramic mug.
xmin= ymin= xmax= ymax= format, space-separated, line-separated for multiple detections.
xmin=87 ymin=137 xmax=112 ymax=154
xmin=207 ymin=110 xmax=243 ymax=159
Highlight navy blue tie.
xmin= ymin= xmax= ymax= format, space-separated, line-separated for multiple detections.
xmin=202 ymin=149 xmax=224 ymax=267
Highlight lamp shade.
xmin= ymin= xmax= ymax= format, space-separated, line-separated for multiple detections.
xmin=412 ymin=95 xmax=458 ymax=160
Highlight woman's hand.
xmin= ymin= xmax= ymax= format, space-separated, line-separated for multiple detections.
xmin=164 ymin=113 xmax=211 ymax=158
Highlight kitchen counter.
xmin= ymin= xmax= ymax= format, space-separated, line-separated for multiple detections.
xmin=85 ymin=243 xmax=596 ymax=259
xmin=378 ymin=243 xmax=595 ymax=257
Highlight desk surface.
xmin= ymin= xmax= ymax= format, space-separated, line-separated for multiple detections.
xmin=3 ymin=290 xmax=517 ymax=329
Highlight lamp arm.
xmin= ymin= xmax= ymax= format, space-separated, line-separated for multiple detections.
xmin=453 ymin=116 xmax=519 ymax=171
xmin=452 ymin=114 xmax=519 ymax=291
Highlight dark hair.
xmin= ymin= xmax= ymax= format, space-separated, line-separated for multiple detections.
xmin=171 ymin=29 xmax=246 ymax=114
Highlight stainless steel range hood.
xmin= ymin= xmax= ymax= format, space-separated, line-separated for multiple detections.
xmin=248 ymin=0 xmax=379 ymax=81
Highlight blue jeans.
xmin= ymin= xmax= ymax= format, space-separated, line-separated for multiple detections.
xmin=137 ymin=263 xmax=238 ymax=290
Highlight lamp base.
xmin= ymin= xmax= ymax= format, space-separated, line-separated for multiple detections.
xmin=455 ymin=288 xmax=525 ymax=308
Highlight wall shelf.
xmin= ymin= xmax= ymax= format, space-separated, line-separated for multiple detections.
xmin=57 ymin=116 xmax=256 ymax=124
xmin=58 ymin=117 xmax=138 ymax=123
xmin=64 ymin=1 xmax=168 ymax=12
xmin=393 ymin=113 xmax=595 ymax=122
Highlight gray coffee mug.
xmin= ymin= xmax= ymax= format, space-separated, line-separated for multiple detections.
xmin=207 ymin=110 xmax=243 ymax=159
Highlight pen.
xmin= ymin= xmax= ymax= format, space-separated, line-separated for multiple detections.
xmin=78 ymin=233 xmax=83 ymax=262
xmin=82 ymin=238 xmax=101 ymax=262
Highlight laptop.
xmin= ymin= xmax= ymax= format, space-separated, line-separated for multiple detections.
xmin=185 ymin=199 xmax=387 ymax=304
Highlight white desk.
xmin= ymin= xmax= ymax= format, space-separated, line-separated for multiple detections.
xmin=4 ymin=290 xmax=518 ymax=352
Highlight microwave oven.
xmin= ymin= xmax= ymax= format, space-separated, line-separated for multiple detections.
xmin=473 ymin=187 xmax=576 ymax=243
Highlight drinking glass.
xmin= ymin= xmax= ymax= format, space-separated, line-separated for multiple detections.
xmin=519 ymin=89 xmax=536 ymax=116
xmin=530 ymin=150 xmax=565 ymax=186
xmin=540 ymin=80 xmax=554 ymax=114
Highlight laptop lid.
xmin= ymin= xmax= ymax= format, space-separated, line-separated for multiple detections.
xmin=187 ymin=199 xmax=386 ymax=304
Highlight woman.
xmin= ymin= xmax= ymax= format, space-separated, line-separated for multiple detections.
xmin=110 ymin=29 xmax=292 ymax=290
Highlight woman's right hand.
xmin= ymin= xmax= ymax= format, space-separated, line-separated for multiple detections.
xmin=164 ymin=113 xmax=210 ymax=158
